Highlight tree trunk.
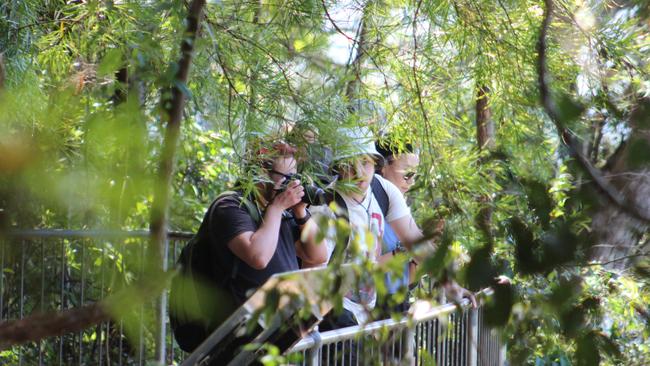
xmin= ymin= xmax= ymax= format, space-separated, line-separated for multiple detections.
xmin=476 ymin=85 xmax=495 ymax=243
xmin=149 ymin=0 xmax=206 ymax=362
xmin=590 ymin=100 xmax=650 ymax=270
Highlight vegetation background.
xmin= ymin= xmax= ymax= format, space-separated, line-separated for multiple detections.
xmin=0 ymin=0 xmax=649 ymax=365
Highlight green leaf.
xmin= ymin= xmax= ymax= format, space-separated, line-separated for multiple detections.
xmin=576 ymin=332 xmax=600 ymax=366
xmin=97 ymin=48 xmax=123 ymax=77
xmin=556 ymin=94 xmax=585 ymax=126
xmin=466 ymin=245 xmax=497 ymax=290
xmin=484 ymin=282 xmax=515 ymax=327
xmin=523 ymin=179 xmax=553 ymax=229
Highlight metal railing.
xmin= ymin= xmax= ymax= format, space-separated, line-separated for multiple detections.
xmin=287 ymin=293 xmax=504 ymax=366
xmin=1 ymin=230 xmax=505 ymax=365
xmin=1 ymin=229 xmax=189 ymax=366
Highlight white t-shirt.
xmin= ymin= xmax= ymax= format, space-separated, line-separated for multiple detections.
xmin=311 ymin=174 xmax=411 ymax=324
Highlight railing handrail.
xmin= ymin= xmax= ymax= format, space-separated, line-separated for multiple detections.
xmin=4 ymin=229 xmax=194 ymax=240
xmin=289 ymin=288 xmax=493 ymax=353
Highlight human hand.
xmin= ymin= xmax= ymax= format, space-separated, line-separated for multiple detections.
xmin=442 ymin=280 xmax=477 ymax=308
xmin=433 ymin=219 xmax=445 ymax=235
xmin=495 ymin=275 xmax=511 ymax=285
xmin=271 ymin=180 xmax=304 ymax=211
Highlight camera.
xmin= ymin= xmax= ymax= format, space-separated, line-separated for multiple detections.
xmin=278 ymin=174 xmax=327 ymax=206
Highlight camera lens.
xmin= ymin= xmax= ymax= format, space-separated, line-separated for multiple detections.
xmin=302 ymin=184 xmax=327 ymax=206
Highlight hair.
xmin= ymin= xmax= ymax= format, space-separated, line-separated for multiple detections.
xmin=244 ymin=140 xmax=297 ymax=173
xmin=260 ymin=142 xmax=297 ymax=169
xmin=375 ymin=138 xmax=414 ymax=164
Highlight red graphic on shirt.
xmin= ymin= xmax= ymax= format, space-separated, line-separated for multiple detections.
xmin=371 ymin=212 xmax=383 ymax=237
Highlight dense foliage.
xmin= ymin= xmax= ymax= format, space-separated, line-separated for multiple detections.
xmin=1 ymin=0 xmax=649 ymax=364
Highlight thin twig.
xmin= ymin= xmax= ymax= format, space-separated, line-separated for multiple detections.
xmin=411 ymin=0 xmax=436 ymax=162
xmin=320 ymin=0 xmax=356 ymax=42
xmin=579 ymin=252 xmax=649 ymax=267
xmin=205 ymin=18 xmax=305 ymax=110
xmin=206 ymin=46 xmax=294 ymax=123
xmin=321 ymin=0 xmax=394 ymax=93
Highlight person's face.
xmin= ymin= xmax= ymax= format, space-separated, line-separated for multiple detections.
xmin=338 ymin=155 xmax=376 ymax=192
xmin=381 ymin=153 xmax=419 ymax=194
xmin=267 ymin=155 xmax=298 ymax=190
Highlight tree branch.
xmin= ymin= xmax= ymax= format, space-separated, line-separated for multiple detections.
xmin=150 ymin=0 xmax=206 ymax=269
xmin=412 ymin=0 xmax=436 ymax=162
xmin=476 ymin=85 xmax=495 ymax=244
xmin=345 ymin=1 xmax=371 ymax=99
xmin=578 ymin=252 xmax=649 ymax=267
xmin=537 ymin=0 xmax=650 ymax=224
xmin=0 ymin=1 xmax=206 ymax=350
xmin=321 ymin=0 xmax=356 ymax=42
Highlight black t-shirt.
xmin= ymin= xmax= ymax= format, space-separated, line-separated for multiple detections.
xmin=209 ymin=194 xmax=300 ymax=303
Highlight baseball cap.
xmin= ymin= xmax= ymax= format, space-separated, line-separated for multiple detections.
xmin=332 ymin=126 xmax=384 ymax=163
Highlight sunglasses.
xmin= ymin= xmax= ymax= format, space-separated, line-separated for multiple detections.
xmin=269 ymin=169 xmax=296 ymax=182
xmin=403 ymin=171 xmax=417 ymax=181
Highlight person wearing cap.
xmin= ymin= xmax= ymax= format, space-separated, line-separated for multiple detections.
xmin=316 ymin=128 xmax=476 ymax=329
xmin=313 ymin=127 xmax=417 ymax=331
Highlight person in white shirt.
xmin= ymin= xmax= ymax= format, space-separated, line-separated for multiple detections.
xmin=316 ymin=127 xmax=476 ymax=332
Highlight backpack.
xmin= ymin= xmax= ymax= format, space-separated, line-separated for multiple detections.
xmin=169 ymin=191 xmax=261 ymax=353
xmin=170 ymin=178 xmax=388 ymax=352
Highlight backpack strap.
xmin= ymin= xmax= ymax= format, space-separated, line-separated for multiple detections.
xmin=326 ymin=176 xmax=390 ymax=248
xmin=371 ymin=175 xmax=390 ymax=218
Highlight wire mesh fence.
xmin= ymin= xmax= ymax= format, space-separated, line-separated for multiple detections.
xmin=1 ymin=230 xmax=504 ymax=366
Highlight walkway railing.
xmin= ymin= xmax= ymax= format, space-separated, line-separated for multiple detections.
xmin=287 ymin=292 xmax=503 ymax=366
xmin=1 ymin=230 xmax=504 ymax=365
xmin=1 ymin=230 xmax=188 ymax=365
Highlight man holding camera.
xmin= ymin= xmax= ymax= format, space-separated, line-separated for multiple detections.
xmin=209 ymin=142 xmax=327 ymax=304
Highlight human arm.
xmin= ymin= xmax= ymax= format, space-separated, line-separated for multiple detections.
xmin=389 ymin=214 xmax=426 ymax=252
xmin=227 ymin=181 xmax=304 ymax=270
xmin=293 ymin=204 xmax=328 ymax=267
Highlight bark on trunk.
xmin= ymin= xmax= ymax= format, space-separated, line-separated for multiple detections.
xmin=476 ymin=85 xmax=495 ymax=243
xmin=476 ymin=85 xmax=495 ymax=151
xmin=537 ymin=0 xmax=649 ymax=270
xmin=590 ymin=101 xmax=650 ymax=270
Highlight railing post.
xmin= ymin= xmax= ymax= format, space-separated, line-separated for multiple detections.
xmin=155 ymin=236 xmax=170 ymax=365
xmin=404 ymin=325 xmax=415 ymax=365
xmin=306 ymin=330 xmax=322 ymax=366
xmin=467 ymin=306 xmax=478 ymax=366
xmin=499 ymin=336 xmax=506 ymax=366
